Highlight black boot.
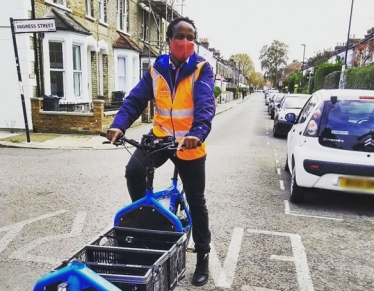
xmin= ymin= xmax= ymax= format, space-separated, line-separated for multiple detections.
xmin=192 ymin=253 xmax=209 ymax=286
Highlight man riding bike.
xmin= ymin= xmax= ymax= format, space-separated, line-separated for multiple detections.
xmin=105 ymin=16 xmax=216 ymax=287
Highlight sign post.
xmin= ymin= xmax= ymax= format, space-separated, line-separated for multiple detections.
xmin=9 ymin=17 xmax=56 ymax=142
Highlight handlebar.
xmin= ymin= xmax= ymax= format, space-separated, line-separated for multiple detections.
xmin=100 ymin=131 xmax=201 ymax=152
xmin=100 ymin=132 xmax=179 ymax=151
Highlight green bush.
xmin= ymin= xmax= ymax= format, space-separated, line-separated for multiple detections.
xmin=345 ymin=65 xmax=374 ymax=90
xmin=323 ymin=71 xmax=341 ymax=89
xmin=226 ymin=87 xmax=239 ymax=99
xmin=313 ymin=63 xmax=343 ymax=92
xmin=214 ymin=86 xmax=222 ymax=97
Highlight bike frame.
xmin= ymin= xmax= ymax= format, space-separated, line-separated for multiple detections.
xmin=114 ymin=164 xmax=192 ymax=233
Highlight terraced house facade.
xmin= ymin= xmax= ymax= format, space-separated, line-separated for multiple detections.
xmin=1 ymin=0 xmax=183 ymax=132
xmin=33 ymin=0 xmax=179 ymax=108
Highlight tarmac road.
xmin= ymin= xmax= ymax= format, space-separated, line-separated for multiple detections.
xmin=1 ymin=92 xmax=373 ymax=291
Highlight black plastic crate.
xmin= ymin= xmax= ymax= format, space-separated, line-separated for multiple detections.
xmin=45 ymin=264 xmax=154 ymax=291
xmin=91 ymin=227 xmax=187 ymax=290
xmin=49 ymin=245 xmax=168 ymax=291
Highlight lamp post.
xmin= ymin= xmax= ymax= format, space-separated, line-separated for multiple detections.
xmin=344 ymin=0 xmax=354 ymax=67
xmin=300 ymin=44 xmax=306 ymax=88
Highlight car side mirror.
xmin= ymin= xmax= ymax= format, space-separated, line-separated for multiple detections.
xmin=285 ymin=113 xmax=296 ymax=123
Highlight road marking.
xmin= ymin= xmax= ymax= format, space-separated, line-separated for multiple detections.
xmin=247 ymin=229 xmax=315 ymax=291
xmin=242 ymin=286 xmax=280 ymax=291
xmin=10 ymin=212 xmax=87 ymax=264
xmin=277 ymin=168 xmax=281 ymax=175
xmin=279 ymin=180 xmax=285 ymax=190
xmin=0 ymin=210 xmax=67 ymax=254
xmin=284 ymin=200 xmax=343 ymax=221
xmin=210 ymin=227 xmax=244 ymax=288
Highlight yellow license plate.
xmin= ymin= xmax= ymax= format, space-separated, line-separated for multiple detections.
xmin=339 ymin=177 xmax=374 ymax=190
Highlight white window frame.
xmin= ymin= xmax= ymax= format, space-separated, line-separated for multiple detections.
xmin=85 ymin=0 xmax=92 ymax=17
xmin=117 ymin=0 xmax=128 ymax=33
xmin=117 ymin=56 xmax=127 ymax=92
xmin=45 ymin=0 xmax=71 ymax=12
xmin=52 ymin=0 xmax=66 ymax=6
xmin=132 ymin=57 xmax=137 ymax=88
xmin=43 ymin=32 xmax=91 ymax=102
xmin=72 ymin=44 xmax=83 ymax=97
xmin=49 ymin=41 xmax=65 ymax=97
xmin=99 ymin=0 xmax=107 ymax=24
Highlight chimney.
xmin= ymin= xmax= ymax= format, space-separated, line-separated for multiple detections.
xmin=199 ymin=38 xmax=209 ymax=49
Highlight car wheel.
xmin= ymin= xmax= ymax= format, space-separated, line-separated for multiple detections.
xmin=273 ymin=125 xmax=280 ymax=137
xmin=290 ymin=167 xmax=305 ymax=203
xmin=284 ymin=156 xmax=290 ymax=172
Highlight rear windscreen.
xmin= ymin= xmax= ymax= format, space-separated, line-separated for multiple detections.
xmin=318 ymin=99 xmax=374 ymax=152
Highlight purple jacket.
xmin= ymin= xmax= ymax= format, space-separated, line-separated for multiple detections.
xmin=110 ymin=53 xmax=216 ymax=142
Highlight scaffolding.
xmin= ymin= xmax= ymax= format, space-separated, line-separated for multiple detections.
xmin=138 ymin=0 xmax=184 ymax=121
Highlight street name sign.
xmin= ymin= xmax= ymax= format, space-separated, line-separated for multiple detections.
xmin=13 ymin=18 xmax=56 ymax=34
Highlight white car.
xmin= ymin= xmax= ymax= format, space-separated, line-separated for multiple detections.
xmin=285 ymin=89 xmax=374 ymax=203
xmin=273 ymin=93 xmax=311 ymax=136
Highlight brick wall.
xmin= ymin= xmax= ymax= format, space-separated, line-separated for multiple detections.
xmin=30 ymin=98 xmax=141 ymax=134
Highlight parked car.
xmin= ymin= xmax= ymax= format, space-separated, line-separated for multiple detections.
xmin=265 ymin=89 xmax=278 ymax=102
xmin=268 ymin=93 xmax=286 ymax=119
xmin=273 ymin=93 xmax=311 ymax=137
xmin=285 ymin=89 xmax=374 ymax=203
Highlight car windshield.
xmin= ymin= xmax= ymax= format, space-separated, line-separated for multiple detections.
xmin=282 ymin=96 xmax=309 ymax=109
xmin=275 ymin=95 xmax=284 ymax=102
xmin=318 ymin=99 xmax=374 ymax=152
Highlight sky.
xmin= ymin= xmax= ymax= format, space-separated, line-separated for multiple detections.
xmin=179 ymin=0 xmax=374 ymax=73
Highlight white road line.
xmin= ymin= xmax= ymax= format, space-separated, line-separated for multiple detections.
xmin=10 ymin=212 xmax=87 ymax=264
xmin=279 ymin=180 xmax=285 ymax=190
xmin=242 ymin=286 xmax=280 ymax=291
xmin=210 ymin=227 xmax=244 ymax=288
xmin=0 ymin=210 xmax=67 ymax=254
xmin=247 ymin=229 xmax=315 ymax=291
xmin=277 ymin=168 xmax=281 ymax=175
xmin=284 ymin=200 xmax=343 ymax=221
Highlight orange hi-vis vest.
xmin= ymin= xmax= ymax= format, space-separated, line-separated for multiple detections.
xmin=150 ymin=61 xmax=207 ymax=160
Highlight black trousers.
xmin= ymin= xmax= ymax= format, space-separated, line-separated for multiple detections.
xmin=125 ymin=147 xmax=211 ymax=253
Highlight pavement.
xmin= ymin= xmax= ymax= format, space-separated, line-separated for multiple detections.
xmin=0 ymin=96 xmax=248 ymax=150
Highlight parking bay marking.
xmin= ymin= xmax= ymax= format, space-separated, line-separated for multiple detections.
xmin=0 ymin=210 xmax=67 ymax=254
xmin=187 ymin=227 xmax=314 ymax=290
xmin=246 ymin=229 xmax=315 ymax=291
xmin=10 ymin=211 xmax=87 ymax=265
xmin=284 ymin=200 xmax=343 ymax=221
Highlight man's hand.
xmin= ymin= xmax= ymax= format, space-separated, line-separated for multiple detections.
xmin=178 ymin=136 xmax=201 ymax=150
xmin=106 ymin=128 xmax=124 ymax=144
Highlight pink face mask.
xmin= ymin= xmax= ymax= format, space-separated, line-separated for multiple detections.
xmin=170 ymin=40 xmax=195 ymax=62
